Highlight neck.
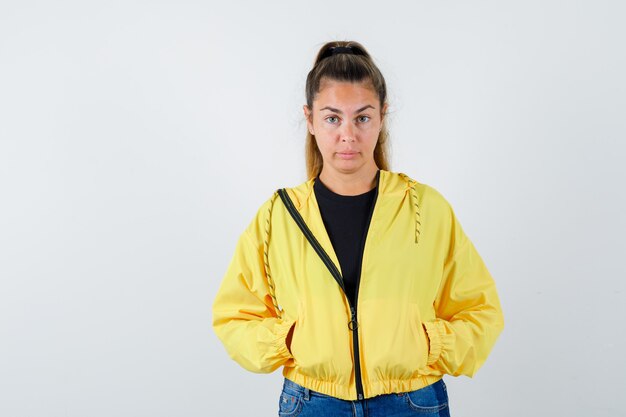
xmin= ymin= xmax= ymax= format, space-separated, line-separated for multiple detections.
xmin=318 ymin=166 xmax=379 ymax=196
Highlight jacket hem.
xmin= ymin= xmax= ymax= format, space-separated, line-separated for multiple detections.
xmin=282 ymin=367 xmax=443 ymax=401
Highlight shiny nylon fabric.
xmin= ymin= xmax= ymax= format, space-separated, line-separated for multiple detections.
xmin=212 ymin=170 xmax=504 ymax=401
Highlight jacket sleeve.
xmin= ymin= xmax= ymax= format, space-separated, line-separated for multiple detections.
xmin=212 ymin=221 xmax=296 ymax=374
xmin=422 ymin=205 xmax=505 ymax=377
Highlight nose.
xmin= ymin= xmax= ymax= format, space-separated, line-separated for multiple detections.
xmin=340 ymin=122 xmax=355 ymax=142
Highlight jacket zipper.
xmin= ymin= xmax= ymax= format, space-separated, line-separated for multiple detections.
xmin=352 ymin=173 xmax=380 ymax=400
xmin=277 ymin=170 xmax=380 ymax=401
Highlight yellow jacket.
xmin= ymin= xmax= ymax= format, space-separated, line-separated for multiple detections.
xmin=212 ymin=170 xmax=504 ymax=401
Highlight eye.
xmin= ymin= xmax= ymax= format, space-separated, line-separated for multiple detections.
xmin=325 ymin=116 xmax=339 ymax=124
xmin=357 ymin=115 xmax=371 ymax=123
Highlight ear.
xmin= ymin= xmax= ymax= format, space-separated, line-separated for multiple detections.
xmin=381 ymin=102 xmax=388 ymax=122
xmin=303 ymin=105 xmax=314 ymax=135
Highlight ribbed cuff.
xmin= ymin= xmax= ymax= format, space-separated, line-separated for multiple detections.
xmin=423 ymin=320 xmax=445 ymax=366
xmin=271 ymin=317 xmax=297 ymax=361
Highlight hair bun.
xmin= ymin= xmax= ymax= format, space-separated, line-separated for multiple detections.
xmin=319 ymin=45 xmax=367 ymax=62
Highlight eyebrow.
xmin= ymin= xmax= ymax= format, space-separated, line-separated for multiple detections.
xmin=319 ymin=105 xmax=375 ymax=114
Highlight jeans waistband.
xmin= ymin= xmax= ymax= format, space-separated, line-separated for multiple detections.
xmin=282 ymin=377 xmax=446 ymax=402
xmin=282 ymin=378 xmax=315 ymax=401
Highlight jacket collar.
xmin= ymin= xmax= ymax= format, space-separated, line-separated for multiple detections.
xmin=284 ymin=169 xmax=421 ymax=244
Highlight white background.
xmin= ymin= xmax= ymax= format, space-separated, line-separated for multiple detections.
xmin=1 ymin=1 xmax=625 ymax=416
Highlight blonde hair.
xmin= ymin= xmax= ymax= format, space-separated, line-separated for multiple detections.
xmin=304 ymin=40 xmax=391 ymax=180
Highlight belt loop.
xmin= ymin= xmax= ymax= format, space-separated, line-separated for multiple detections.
xmin=303 ymin=387 xmax=310 ymax=401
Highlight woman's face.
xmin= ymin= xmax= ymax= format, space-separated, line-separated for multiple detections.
xmin=304 ymin=79 xmax=387 ymax=178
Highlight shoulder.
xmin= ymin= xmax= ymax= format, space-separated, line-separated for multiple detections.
xmin=390 ymin=171 xmax=466 ymax=249
xmin=242 ymin=192 xmax=279 ymax=241
xmin=242 ymin=177 xmax=312 ymax=239
xmin=386 ymin=170 xmax=454 ymax=214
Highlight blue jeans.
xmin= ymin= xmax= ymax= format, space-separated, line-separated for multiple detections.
xmin=278 ymin=378 xmax=450 ymax=417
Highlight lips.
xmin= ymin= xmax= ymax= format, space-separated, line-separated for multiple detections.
xmin=337 ymin=151 xmax=358 ymax=159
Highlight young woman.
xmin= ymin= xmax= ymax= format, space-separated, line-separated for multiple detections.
xmin=212 ymin=40 xmax=504 ymax=417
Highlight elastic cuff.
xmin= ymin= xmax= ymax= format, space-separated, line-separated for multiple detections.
xmin=423 ymin=320 xmax=445 ymax=366
xmin=271 ymin=317 xmax=297 ymax=361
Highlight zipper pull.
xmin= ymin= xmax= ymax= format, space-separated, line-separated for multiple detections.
xmin=348 ymin=307 xmax=358 ymax=331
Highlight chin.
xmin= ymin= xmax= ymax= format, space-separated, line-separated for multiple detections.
xmin=334 ymin=163 xmax=365 ymax=173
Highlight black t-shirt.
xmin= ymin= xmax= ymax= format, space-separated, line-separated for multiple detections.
xmin=313 ymin=172 xmax=378 ymax=307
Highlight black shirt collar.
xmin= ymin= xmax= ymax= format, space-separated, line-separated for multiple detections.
xmin=314 ymin=170 xmax=379 ymax=203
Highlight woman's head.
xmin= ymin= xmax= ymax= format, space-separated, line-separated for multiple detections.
xmin=304 ymin=41 xmax=390 ymax=180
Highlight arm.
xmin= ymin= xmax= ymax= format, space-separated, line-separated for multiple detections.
xmin=212 ymin=228 xmax=296 ymax=373
xmin=422 ymin=206 xmax=505 ymax=377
